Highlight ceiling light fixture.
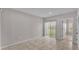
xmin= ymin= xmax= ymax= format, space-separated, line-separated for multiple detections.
xmin=49 ymin=12 xmax=52 ymax=15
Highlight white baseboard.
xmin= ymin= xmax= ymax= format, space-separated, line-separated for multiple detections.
xmin=1 ymin=36 xmax=42 ymax=49
xmin=2 ymin=40 xmax=29 ymax=49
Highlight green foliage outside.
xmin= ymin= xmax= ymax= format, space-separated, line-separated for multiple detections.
xmin=48 ymin=24 xmax=55 ymax=38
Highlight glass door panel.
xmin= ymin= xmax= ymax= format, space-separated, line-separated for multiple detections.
xmin=44 ymin=21 xmax=56 ymax=39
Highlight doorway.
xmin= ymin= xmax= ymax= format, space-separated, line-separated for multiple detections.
xmin=44 ymin=21 xmax=56 ymax=39
xmin=63 ymin=19 xmax=73 ymax=41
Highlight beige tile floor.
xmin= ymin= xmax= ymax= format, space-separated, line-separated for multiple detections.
xmin=2 ymin=36 xmax=75 ymax=50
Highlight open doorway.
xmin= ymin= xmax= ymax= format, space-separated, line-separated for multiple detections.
xmin=63 ymin=19 xmax=73 ymax=40
xmin=44 ymin=21 xmax=56 ymax=39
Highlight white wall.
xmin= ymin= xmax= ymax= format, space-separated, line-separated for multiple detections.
xmin=0 ymin=9 xmax=1 ymax=49
xmin=56 ymin=19 xmax=63 ymax=40
xmin=77 ymin=9 xmax=79 ymax=48
xmin=1 ymin=9 xmax=42 ymax=48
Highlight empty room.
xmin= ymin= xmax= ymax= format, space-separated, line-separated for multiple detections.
xmin=0 ymin=8 xmax=79 ymax=50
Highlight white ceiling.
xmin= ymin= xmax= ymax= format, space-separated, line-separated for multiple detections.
xmin=13 ymin=8 xmax=77 ymax=18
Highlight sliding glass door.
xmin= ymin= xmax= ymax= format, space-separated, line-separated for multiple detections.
xmin=44 ymin=21 xmax=56 ymax=39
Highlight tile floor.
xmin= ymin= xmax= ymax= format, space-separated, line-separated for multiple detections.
xmin=2 ymin=36 xmax=78 ymax=50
